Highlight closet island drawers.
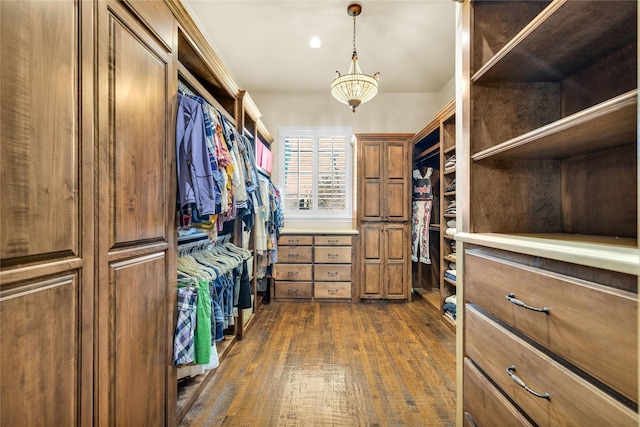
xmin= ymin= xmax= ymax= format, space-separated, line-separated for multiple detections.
xmin=274 ymin=234 xmax=354 ymax=300
xmin=466 ymin=306 xmax=636 ymax=427
xmin=465 ymin=250 xmax=637 ymax=402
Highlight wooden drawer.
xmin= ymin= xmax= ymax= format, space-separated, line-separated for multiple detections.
xmin=278 ymin=235 xmax=313 ymax=246
xmin=464 ymin=358 xmax=533 ymax=427
xmin=278 ymin=246 xmax=313 ymax=263
xmin=314 ymin=236 xmax=352 ymax=246
xmin=314 ymin=282 xmax=351 ymax=299
xmin=465 ymin=250 xmax=637 ymax=402
xmin=465 ymin=306 xmax=636 ymax=427
xmin=314 ymin=264 xmax=351 ymax=282
xmin=274 ymin=282 xmax=312 ymax=299
xmin=274 ymin=264 xmax=312 ymax=281
xmin=314 ymin=246 xmax=352 ymax=264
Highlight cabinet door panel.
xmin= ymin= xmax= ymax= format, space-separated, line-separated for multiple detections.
xmin=363 ymin=182 xmax=382 ymax=219
xmin=1 ymin=0 xmax=79 ymax=261
xmin=386 ymin=261 xmax=406 ymax=297
xmin=1 ymin=275 xmax=79 ymax=427
xmin=362 ymin=226 xmax=382 ymax=260
xmin=110 ymin=14 xmax=168 ymax=247
xmin=363 ymin=262 xmax=382 ymax=296
xmin=362 ymin=143 xmax=382 ymax=179
xmin=112 ymin=254 xmax=167 ymax=427
xmin=387 ymin=142 xmax=407 ymax=180
xmin=387 ymin=181 xmax=408 ymax=221
xmin=387 ymin=226 xmax=407 ymax=261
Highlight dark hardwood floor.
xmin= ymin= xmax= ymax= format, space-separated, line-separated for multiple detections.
xmin=180 ymin=299 xmax=456 ymax=427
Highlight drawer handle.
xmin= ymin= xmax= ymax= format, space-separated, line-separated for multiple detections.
xmin=288 ymin=239 xmax=299 ymax=243
xmin=288 ymin=253 xmax=299 ymax=258
xmin=506 ymin=366 xmax=550 ymax=400
xmin=328 ymin=253 xmax=339 ymax=258
xmin=328 ymin=239 xmax=339 ymax=244
xmin=287 ymin=289 xmax=299 ymax=295
xmin=287 ymin=271 xmax=298 ymax=276
xmin=328 ymin=272 xmax=339 ymax=277
xmin=506 ymin=293 xmax=549 ymax=313
xmin=328 ymin=289 xmax=339 ymax=295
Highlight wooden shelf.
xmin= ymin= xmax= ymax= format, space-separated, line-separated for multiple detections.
xmin=472 ymin=90 xmax=637 ymax=161
xmin=444 ymin=145 xmax=456 ymax=154
xmin=444 ymin=277 xmax=457 ymax=287
xmin=444 ymin=167 xmax=456 ymax=175
xmin=472 ymin=1 xmax=637 ymax=83
xmin=456 ymin=232 xmax=638 ymax=275
xmin=444 ymin=214 xmax=456 ymax=219
xmin=414 ymin=142 xmax=440 ymax=162
xmin=444 ymin=254 xmax=457 ymax=263
xmin=444 ymin=191 xmax=456 ymax=197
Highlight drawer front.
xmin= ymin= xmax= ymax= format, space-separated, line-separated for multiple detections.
xmin=314 ymin=264 xmax=352 ymax=282
xmin=314 ymin=236 xmax=352 ymax=246
xmin=278 ymin=246 xmax=313 ymax=263
xmin=464 ymin=358 xmax=533 ymax=427
xmin=314 ymin=247 xmax=352 ymax=264
xmin=314 ymin=282 xmax=351 ymax=299
xmin=275 ymin=282 xmax=312 ymax=299
xmin=278 ymin=235 xmax=313 ymax=246
xmin=465 ymin=250 xmax=637 ymax=401
xmin=466 ymin=306 xmax=636 ymax=427
xmin=274 ymin=264 xmax=312 ymax=281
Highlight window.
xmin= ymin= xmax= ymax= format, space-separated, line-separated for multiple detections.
xmin=279 ymin=127 xmax=353 ymax=221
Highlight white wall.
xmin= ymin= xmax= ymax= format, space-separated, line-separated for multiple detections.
xmin=436 ymin=76 xmax=456 ymax=111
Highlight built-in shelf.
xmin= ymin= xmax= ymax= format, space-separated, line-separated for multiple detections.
xmin=472 ymin=90 xmax=638 ymax=161
xmin=444 ymin=277 xmax=457 ymax=287
xmin=444 ymin=214 xmax=456 ymax=219
xmin=456 ymin=232 xmax=638 ymax=275
xmin=444 ymin=145 xmax=456 ymax=154
xmin=444 ymin=191 xmax=456 ymax=197
xmin=444 ymin=168 xmax=456 ymax=175
xmin=444 ymin=254 xmax=457 ymax=263
xmin=472 ymin=1 xmax=637 ymax=83
xmin=414 ymin=142 xmax=440 ymax=163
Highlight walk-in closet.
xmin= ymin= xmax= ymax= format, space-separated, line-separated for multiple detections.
xmin=1 ymin=1 xmax=637 ymax=426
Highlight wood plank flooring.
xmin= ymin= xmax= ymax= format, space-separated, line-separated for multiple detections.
xmin=179 ymin=299 xmax=456 ymax=427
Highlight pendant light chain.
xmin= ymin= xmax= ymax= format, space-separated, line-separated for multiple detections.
xmin=352 ymin=15 xmax=357 ymax=57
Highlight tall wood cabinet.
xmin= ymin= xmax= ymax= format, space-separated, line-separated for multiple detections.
xmin=457 ymin=1 xmax=638 ymax=425
xmin=357 ymin=134 xmax=412 ymax=300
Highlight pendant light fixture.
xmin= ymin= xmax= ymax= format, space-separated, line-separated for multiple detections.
xmin=331 ymin=3 xmax=380 ymax=113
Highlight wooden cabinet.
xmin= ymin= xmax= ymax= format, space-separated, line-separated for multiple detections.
xmin=361 ymin=223 xmax=410 ymax=300
xmin=274 ymin=234 xmax=355 ymax=300
xmin=457 ymin=1 xmax=638 ymax=425
xmin=357 ymin=134 xmax=413 ymax=300
xmin=358 ymin=135 xmax=412 ymax=222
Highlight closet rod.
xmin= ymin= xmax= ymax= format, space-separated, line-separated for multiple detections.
xmin=178 ymin=62 xmax=236 ymax=125
xmin=414 ymin=142 xmax=440 ymax=164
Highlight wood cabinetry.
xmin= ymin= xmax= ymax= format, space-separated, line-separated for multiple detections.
xmin=274 ymin=234 xmax=355 ymax=301
xmin=457 ymin=1 xmax=638 ymax=425
xmin=357 ymin=134 xmax=413 ymax=300
xmin=361 ymin=223 xmax=410 ymax=300
xmin=411 ymin=101 xmax=457 ymax=328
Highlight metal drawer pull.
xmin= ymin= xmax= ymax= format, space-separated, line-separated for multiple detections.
xmin=506 ymin=293 xmax=549 ymax=313
xmin=328 ymin=253 xmax=339 ymax=258
xmin=328 ymin=272 xmax=339 ymax=276
xmin=288 ymin=239 xmax=299 ymax=243
xmin=328 ymin=289 xmax=339 ymax=295
xmin=328 ymin=239 xmax=339 ymax=244
xmin=288 ymin=253 xmax=299 ymax=257
xmin=506 ymin=366 xmax=550 ymax=400
xmin=287 ymin=271 xmax=298 ymax=275
xmin=287 ymin=289 xmax=299 ymax=295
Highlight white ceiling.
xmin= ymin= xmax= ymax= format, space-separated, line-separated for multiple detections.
xmin=182 ymin=0 xmax=456 ymax=95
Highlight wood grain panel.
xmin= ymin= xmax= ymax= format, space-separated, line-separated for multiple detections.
xmin=472 ymin=2 xmax=549 ymax=74
xmin=387 ymin=225 xmax=406 ymax=261
xmin=466 ymin=306 xmax=636 ymax=427
xmin=314 ymin=282 xmax=351 ymax=299
xmin=274 ymin=282 xmax=313 ymax=299
xmin=111 ymin=253 xmax=166 ymax=427
xmin=278 ymin=246 xmax=313 ymax=263
xmin=465 ymin=250 xmax=637 ymax=402
xmin=362 ymin=143 xmax=381 ymax=180
xmin=387 ymin=142 xmax=407 ymax=180
xmin=274 ymin=264 xmax=313 ymax=282
xmin=1 ymin=275 xmax=78 ymax=426
xmin=110 ymin=15 xmax=167 ymax=246
xmin=470 ymin=159 xmax=562 ymax=233
xmin=363 ymin=182 xmax=381 ymax=219
xmin=1 ymin=0 xmax=78 ymax=261
xmin=464 ymin=358 xmax=533 ymax=427
xmin=362 ymin=226 xmax=381 ymax=260
xmin=314 ymin=247 xmax=352 ymax=264
xmin=472 ymin=82 xmax=561 ymax=154
xmin=387 ymin=181 xmax=407 ymax=220
xmin=362 ymin=262 xmax=381 ymax=296
xmin=562 ymin=143 xmax=637 ymax=238
xmin=124 ymin=0 xmax=174 ymax=51
xmin=314 ymin=236 xmax=352 ymax=246
xmin=278 ymin=235 xmax=313 ymax=246
xmin=314 ymin=265 xmax=351 ymax=282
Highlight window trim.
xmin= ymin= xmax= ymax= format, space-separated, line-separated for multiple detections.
xmin=278 ymin=126 xmax=354 ymax=221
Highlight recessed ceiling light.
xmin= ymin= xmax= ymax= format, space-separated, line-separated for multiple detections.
xmin=309 ymin=36 xmax=322 ymax=48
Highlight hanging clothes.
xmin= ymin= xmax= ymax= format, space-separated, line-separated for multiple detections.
xmin=412 ymin=167 xmax=433 ymax=264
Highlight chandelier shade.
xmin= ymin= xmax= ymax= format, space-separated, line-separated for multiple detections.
xmin=331 ymin=3 xmax=379 ymax=113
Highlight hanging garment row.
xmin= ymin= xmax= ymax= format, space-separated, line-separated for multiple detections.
xmin=173 ymin=239 xmax=252 ymax=379
xmin=176 ymin=80 xmax=264 ymax=239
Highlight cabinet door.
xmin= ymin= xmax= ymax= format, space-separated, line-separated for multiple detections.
xmin=96 ymin=2 xmax=175 ymax=426
xmin=385 ymin=141 xmax=410 ymax=221
xmin=361 ymin=224 xmax=384 ymax=298
xmin=385 ymin=223 xmax=410 ymax=299
xmin=1 ymin=1 xmax=93 ymax=426
xmin=360 ymin=140 xmax=383 ymax=221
